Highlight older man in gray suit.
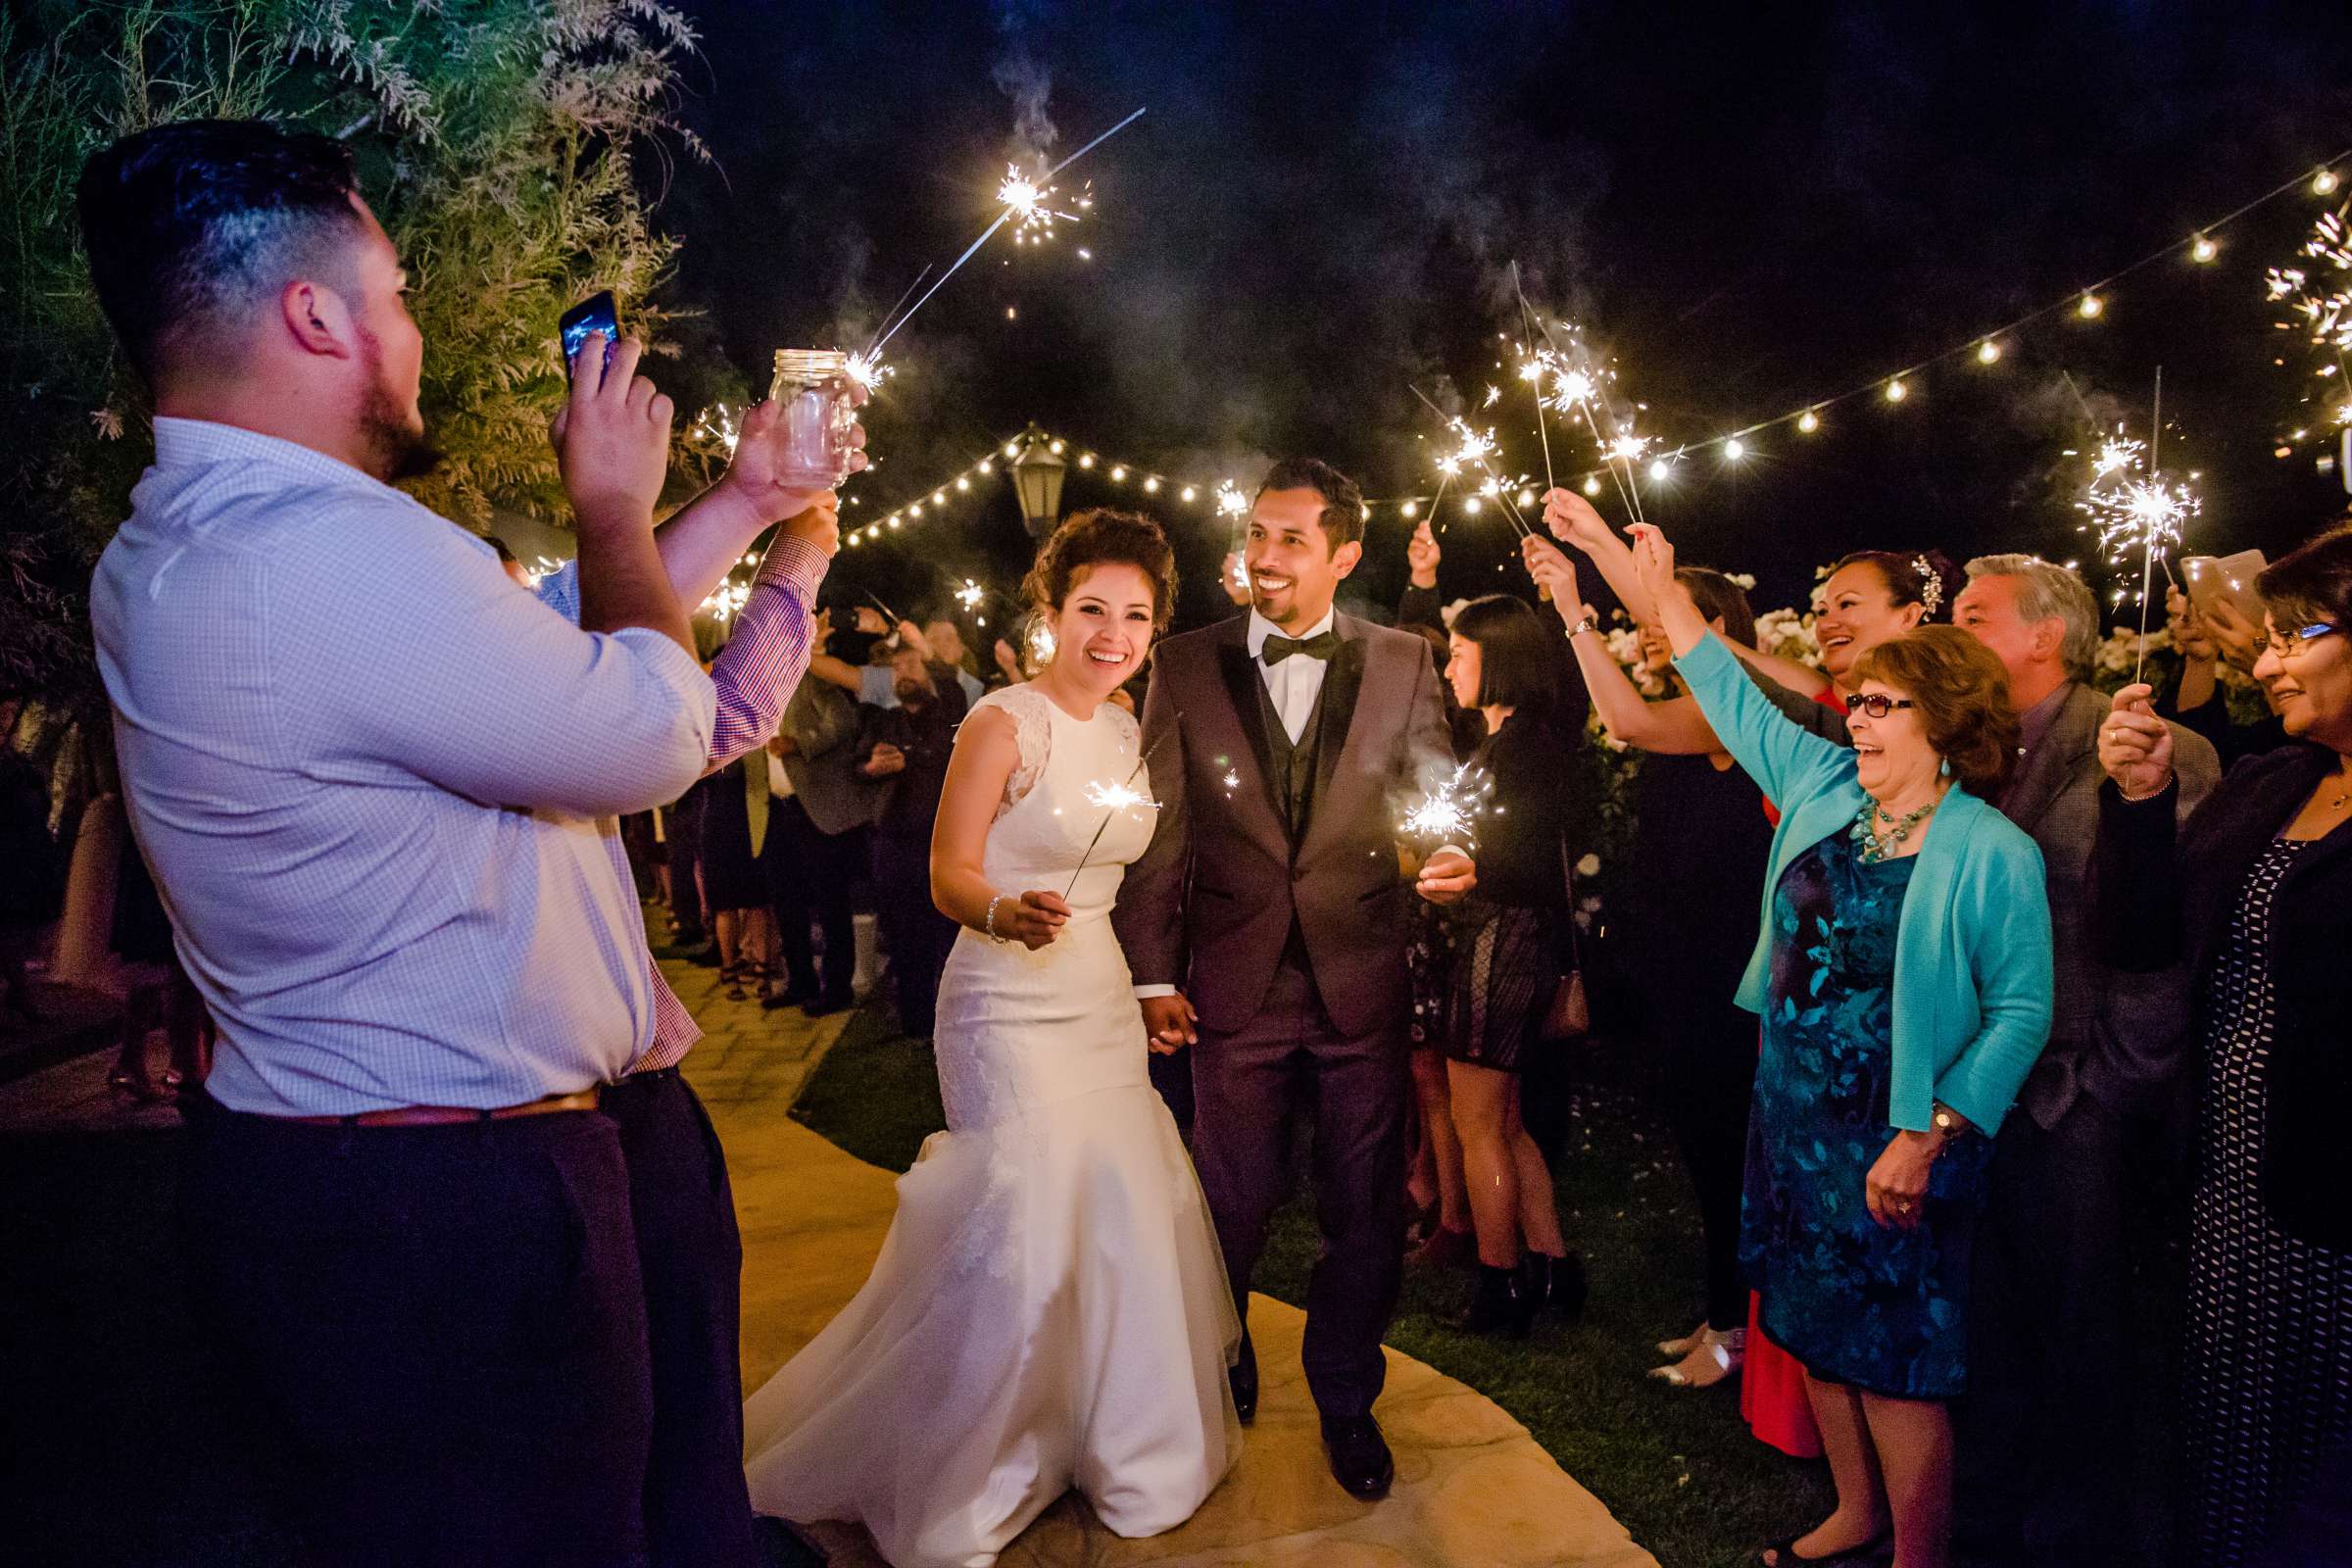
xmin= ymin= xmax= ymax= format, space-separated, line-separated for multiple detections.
xmin=1948 ymin=555 xmax=2220 ymax=1567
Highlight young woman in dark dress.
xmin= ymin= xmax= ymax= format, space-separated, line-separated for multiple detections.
xmin=1440 ymin=595 xmax=1584 ymax=1336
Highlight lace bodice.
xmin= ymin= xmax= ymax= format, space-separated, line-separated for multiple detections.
xmin=976 ymin=683 xmax=1141 ymax=822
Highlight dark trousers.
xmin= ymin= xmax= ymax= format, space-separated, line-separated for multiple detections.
xmin=763 ymin=800 xmax=860 ymax=999
xmin=602 ymin=1069 xmax=758 ymax=1568
xmin=1191 ymin=954 xmax=1408 ymax=1421
xmin=1956 ymin=1092 xmax=2132 ymax=1566
xmin=176 ymin=1092 xmax=654 ymax=1567
xmin=1653 ymin=1004 xmax=1759 ymax=1332
xmin=871 ymin=834 xmax=956 ymax=1038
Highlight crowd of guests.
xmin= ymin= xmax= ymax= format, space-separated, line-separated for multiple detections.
xmin=40 ymin=113 xmax=2352 ymax=1568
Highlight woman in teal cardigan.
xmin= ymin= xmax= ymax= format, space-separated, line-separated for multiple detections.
xmin=1632 ymin=527 xmax=2053 ymax=1568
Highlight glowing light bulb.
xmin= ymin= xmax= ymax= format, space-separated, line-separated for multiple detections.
xmin=2078 ymin=293 xmax=2103 ymax=319
xmin=1109 ymin=466 xmax=1126 ymax=481
xmin=2190 ymin=234 xmax=2218 ymax=263
xmin=1582 ymin=475 xmax=1602 ymax=496
xmin=2316 ymin=169 xmax=2340 ymax=196
xmin=1977 ymin=339 xmax=2002 ymax=364
xmin=1004 ymin=442 xmax=1022 ymax=459
xmin=1048 ymin=439 xmax=1065 ymax=455
xmin=1647 ymin=459 xmax=1671 ymax=481
xmin=1885 ymin=378 xmax=1909 ymax=403
xmin=1401 ymin=501 xmax=1419 ymax=518
xmin=956 ymin=477 xmax=971 ymax=493
xmin=1144 ymin=477 xmax=1160 ymax=494
xmin=978 ymin=459 xmax=994 ymax=474
xmin=932 ymin=490 xmax=946 ymax=505
xmin=1723 ymin=437 xmax=1746 ymax=461
xmin=1078 ymin=454 xmax=1095 ymax=468
xmin=1463 ymin=496 xmax=1484 ymax=514
xmin=1180 ymin=485 xmax=1198 ymax=503
xmin=1798 ymin=409 xmax=1821 ymax=433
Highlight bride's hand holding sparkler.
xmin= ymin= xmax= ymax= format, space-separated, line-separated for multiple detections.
xmin=994 ymin=890 xmax=1072 ymax=951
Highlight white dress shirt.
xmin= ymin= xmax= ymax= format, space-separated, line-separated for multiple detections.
xmin=90 ymin=418 xmax=716 ymax=1115
xmin=1245 ymin=605 xmax=1339 ymax=744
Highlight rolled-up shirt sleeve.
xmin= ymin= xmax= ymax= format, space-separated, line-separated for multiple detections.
xmin=704 ymin=534 xmax=828 ymax=772
xmin=278 ymin=501 xmax=714 ymax=817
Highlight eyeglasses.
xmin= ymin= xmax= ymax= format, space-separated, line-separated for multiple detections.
xmin=1850 ymin=694 xmax=1918 ymax=719
xmin=2261 ymin=622 xmax=2341 ymax=660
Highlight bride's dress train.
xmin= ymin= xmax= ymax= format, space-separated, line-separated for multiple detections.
xmin=743 ymin=685 xmax=1240 ymax=1568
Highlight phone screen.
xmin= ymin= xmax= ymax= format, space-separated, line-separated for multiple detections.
xmin=559 ymin=291 xmax=619 ymax=376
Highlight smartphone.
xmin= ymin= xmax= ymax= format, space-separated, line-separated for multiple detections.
xmin=2180 ymin=549 xmax=2269 ymax=627
xmin=559 ymin=290 xmax=619 ymax=376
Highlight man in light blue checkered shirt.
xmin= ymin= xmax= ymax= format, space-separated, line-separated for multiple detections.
xmin=80 ymin=119 xmax=855 ymax=1567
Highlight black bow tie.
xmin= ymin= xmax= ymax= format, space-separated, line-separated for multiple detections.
xmin=1261 ymin=630 xmax=1339 ymax=666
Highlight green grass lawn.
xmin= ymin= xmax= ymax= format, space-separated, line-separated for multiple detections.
xmin=792 ymin=1003 xmax=1839 ymax=1568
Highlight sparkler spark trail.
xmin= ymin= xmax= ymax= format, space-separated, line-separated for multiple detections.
xmin=843 ymin=350 xmax=891 ymax=394
xmin=1396 ymin=762 xmax=1494 ymax=850
xmin=870 ymin=107 xmax=1146 ymax=357
xmin=1411 ymin=392 xmax=1531 ymax=538
xmin=954 ymin=578 xmax=986 ymax=612
xmin=1510 ymin=274 xmax=1649 ymax=525
xmin=2076 ymin=384 xmax=2198 ymax=682
xmin=1062 ymin=721 xmax=1178 ymax=897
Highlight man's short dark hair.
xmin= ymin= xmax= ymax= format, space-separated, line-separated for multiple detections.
xmin=76 ymin=120 xmax=366 ymax=390
xmin=1256 ymin=458 xmax=1366 ymax=552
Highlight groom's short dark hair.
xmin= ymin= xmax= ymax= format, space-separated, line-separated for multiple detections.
xmin=1256 ymin=458 xmax=1365 ymax=553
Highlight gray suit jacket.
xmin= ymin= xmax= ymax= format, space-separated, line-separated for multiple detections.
xmin=777 ymin=676 xmax=876 ymax=837
xmin=2004 ymin=681 xmax=2219 ymax=1129
xmin=1111 ymin=612 xmax=1456 ymax=1039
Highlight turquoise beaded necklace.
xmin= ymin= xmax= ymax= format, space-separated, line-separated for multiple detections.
xmin=1850 ymin=794 xmax=1940 ymax=864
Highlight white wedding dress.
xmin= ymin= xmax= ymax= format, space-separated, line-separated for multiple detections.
xmin=743 ymin=684 xmax=1241 ymax=1568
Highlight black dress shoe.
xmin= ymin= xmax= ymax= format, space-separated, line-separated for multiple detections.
xmin=1229 ymin=1334 xmax=1257 ymax=1425
xmin=1523 ymin=1250 xmax=1589 ymax=1322
xmin=802 ymin=989 xmax=856 ymax=1018
xmin=1461 ymin=1261 xmax=1539 ymax=1338
xmin=1320 ymin=1414 xmax=1395 ymax=1499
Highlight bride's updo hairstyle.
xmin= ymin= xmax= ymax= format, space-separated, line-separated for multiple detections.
xmin=1021 ymin=508 xmax=1181 ymax=632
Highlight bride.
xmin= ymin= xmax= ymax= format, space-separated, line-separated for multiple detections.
xmin=743 ymin=509 xmax=1241 ymax=1567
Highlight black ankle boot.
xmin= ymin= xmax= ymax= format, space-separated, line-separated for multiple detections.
xmin=1522 ymin=1250 xmax=1589 ymax=1322
xmin=1460 ymin=1262 xmax=1537 ymax=1337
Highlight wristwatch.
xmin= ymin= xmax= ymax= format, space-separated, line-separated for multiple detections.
xmin=1931 ymin=1104 xmax=1965 ymax=1147
xmin=1566 ymin=613 xmax=1600 ymax=639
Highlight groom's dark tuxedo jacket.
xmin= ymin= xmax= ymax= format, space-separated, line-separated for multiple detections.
xmin=1113 ymin=611 xmax=1455 ymax=1038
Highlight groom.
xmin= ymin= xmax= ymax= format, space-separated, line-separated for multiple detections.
xmin=1115 ymin=458 xmax=1474 ymax=1499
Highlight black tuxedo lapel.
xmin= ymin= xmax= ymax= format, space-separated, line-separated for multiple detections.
xmin=1310 ymin=625 xmax=1369 ymax=811
xmin=1216 ymin=633 xmax=1287 ymax=829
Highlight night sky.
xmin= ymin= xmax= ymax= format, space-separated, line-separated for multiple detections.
xmin=657 ymin=0 xmax=2352 ymax=629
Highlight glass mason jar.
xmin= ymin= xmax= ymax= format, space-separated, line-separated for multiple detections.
xmin=767 ymin=348 xmax=858 ymax=488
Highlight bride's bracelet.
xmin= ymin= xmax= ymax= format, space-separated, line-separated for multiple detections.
xmin=983 ymin=893 xmax=1007 ymax=943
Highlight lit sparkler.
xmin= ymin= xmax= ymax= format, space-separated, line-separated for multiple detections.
xmin=870 ymin=107 xmax=1146 ymax=358
xmin=1063 ymin=723 xmax=1177 ymax=897
xmin=954 ymin=578 xmax=986 ymax=612
xmin=1001 ymin=168 xmax=1093 ymax=245
xmin=2076 ymin=383 xmax=2198 ymax=682
xmin=1396 ymin=762 xmax=1494 ymax=850
xmin=843 ymin=350 xmax=891 ymax=395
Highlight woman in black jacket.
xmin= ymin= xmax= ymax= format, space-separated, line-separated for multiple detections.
xmin=2096 ymin=523 xmax=2352 ymax=1568
xmin=1440 ymin=595 xmax=1585 ymax=1336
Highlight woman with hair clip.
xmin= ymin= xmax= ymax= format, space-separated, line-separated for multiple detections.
xmin=1439 ymin=595 xmax=1585 ymax=1334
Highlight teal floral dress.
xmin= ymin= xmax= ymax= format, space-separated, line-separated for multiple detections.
xmin=1740 ymin=831 xmax=1992 ymax=1399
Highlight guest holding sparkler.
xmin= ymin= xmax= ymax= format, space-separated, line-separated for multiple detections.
xmin=1631 ymin=523 xmax=2052 ymax=1568
xmin=1527 ymin=541 xmax=1779 ymax=1388
xmin=1439 ymin=595 xmax=1584 ymax=1335
xmin=2096 ymin=523 xmax=2352 ymax=1568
